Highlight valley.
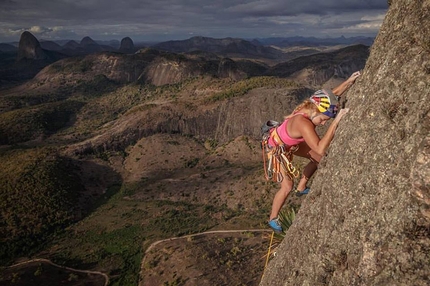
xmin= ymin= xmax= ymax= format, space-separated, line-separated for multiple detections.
xmin=0 ymin=34 xmax=368 ymax=285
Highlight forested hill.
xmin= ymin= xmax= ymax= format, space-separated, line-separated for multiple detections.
xmin=260 ymin=0 xmax=430 ymax=285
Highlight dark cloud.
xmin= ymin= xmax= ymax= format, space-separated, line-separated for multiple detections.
xmin=0 ymin=0 xmax=388 ymax=43
xmin=225 ymin=0 xmax=387 ymax=16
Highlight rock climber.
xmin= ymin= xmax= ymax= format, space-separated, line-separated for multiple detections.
xmin=265 ymin=71 xmax=361 ymax=232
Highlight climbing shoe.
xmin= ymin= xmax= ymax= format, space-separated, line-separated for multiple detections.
xmin=268 ymin=218 xmax=283 ymax=232
xmin=295 ymin=187 xmax=310 ymax=197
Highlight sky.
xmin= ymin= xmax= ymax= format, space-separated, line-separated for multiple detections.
xmin=0 ymin=0 xmax=389 ymax=44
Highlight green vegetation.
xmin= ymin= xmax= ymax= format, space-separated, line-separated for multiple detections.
xmin=73 ymin=74 xmax=119 ymax=98
xmin=163 ymin=277 xmax=186 ymax=286
xmin=0 ymin=147 xmax=83 ymax=263
xmin=184 ymin=158 xmax=199 ymax=168
xmin=48 ymin=189 xmax=221 ymax=286
xmin=0 ymin=100 xmax=84 ymax=144
xmin=78 ymin=60 xmax=93 ymax=73
xmin=140 ymin=227 xmax=268 ymax=286
xmin=0 ymin=68 xmax=300 ymax=285
xmin=48 ymin=57 xmax=93 ymax=73
xmin=0 ymin=92 xmax=70 ymax=112
xmin=273 ymin=207 xmax=297 ymax=242
xmin=0 ymin=261 xmax=106 ymax=285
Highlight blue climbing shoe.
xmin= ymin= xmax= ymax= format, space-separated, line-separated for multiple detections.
xmin=295 ymin=187 xmax=310 ymax=197
xmin=268 ymin=218 xmax=283 ymax=232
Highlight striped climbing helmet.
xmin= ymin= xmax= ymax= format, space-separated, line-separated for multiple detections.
xmin=310 ymin=89 xmax=338 ymax=118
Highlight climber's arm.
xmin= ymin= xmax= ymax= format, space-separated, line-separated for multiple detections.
xmin=299 ymin=109 xmax=350 ymax=156
xmin=332 ymin=71 xmax=361 ymax=96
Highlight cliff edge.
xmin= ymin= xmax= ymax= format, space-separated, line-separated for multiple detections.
xmin=260 ymin=0 xmax=430 ymax=285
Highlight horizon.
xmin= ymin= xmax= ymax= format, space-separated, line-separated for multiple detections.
xmin=1 ymin=33 xmax=376 ymax=46
xmin=0 ymin=1 xmax=388 ymax=43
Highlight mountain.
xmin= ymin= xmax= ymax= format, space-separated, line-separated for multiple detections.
xmin=151 ymin=35 xmax=372 ymax=66
xmin=0 ymin=30 xmax=370 ymax=284
xmin=152 ymin=36 xmax=285 ymax=60
xmin=119 ymin=37 xmax=136 ymax=54
xmin=98 ymin=39 xmax=120 ymax=49
xmin=63 ymin=40 xmax=80 ymax=50
xmin=79 ymin=36 xmax=101 ymax=52
xmin=0 ymin=33 xmax=136 ymax=88
xmin=40 ymin=40 xmax=63 ymax=51
xmin=266 ymin=44 xmax=370 ymax=87
xmin=80 ymin=36 xmax=98 ymax=47
xmin=255 ymin=35 xmax=375 ymax=47
xmin=21 ymin=47 xmax=255 ymax=91
xmin=0 ymin=43 xmax=17 ymax=52
xmin=78 ymin=36 xmax=114 ymax=53
xmin=261 ymin=0 xmax=430 ymax=285
xmin=60 ymin=36 xmax=117 ymax=57
xmin=17 ymin=31 xmax=48 ymax=61
xmin=15 ymin=31 xmax=66 ymax=62
xmin=0 ymin=32 xmax=67 ymax=88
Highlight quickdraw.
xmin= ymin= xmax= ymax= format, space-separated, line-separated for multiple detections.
xmin=262 ymin=128 xmax=300 ymax=182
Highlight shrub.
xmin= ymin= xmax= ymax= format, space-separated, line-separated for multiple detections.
xmin=0 ymin=100 xmax=84 ymax=144
xmin=0 ymin=147 xmax=83 ymax=262
xmin=273 ymin=207 xmax=296 ymax=242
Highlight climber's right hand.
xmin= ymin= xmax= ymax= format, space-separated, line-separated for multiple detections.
xmin=335 ymin=108 xmax=350 ymax=122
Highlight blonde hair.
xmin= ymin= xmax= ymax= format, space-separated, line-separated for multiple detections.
xmin=284 ymin=99 xmax=319 ymax=120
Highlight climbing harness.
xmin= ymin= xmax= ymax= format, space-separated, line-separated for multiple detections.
xmin=261 ymin=125 xmax=300 ymax=182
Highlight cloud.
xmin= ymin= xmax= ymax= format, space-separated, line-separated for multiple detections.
xmin=0 ymin=0 xmax=389 ymax=42
xmin=225 ymin=0 xmax=387 ymax=17
xmin=29 ymin=25 xmax=53 ymax=34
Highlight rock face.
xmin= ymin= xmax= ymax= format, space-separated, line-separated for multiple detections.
xmin=1 ymin=32 xmax=67 ymax=85
xmin=119 ymin=37 xmax=135 ymax=53
xmin=16 ymin=31 xmax=47 ymax=61
xmin=260 ymin=1 xmax=430 ymax=285
xmin=64 ymin=86 xmax=312 ymax=155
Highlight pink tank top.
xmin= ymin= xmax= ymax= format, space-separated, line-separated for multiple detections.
xmin=268 ymin=113 xmax=308 ymax=147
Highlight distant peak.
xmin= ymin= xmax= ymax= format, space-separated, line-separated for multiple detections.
xmin=80 ymin=36 xmax=97 ymax=46
xmin=119 ymin=37 xmax=135 ymax=53
xmin=17 ymin=31 xmax=47 ymax=61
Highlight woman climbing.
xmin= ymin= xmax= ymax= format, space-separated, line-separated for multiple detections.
xmin=264 ymin=71 xmax=361 ymax=232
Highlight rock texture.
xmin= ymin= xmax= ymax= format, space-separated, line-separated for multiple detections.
xmin=260 ymin=0 xmax=430 ymax=285
xmin=16 ymin=31 xmax=48 ymax=61
xmin=119 ymin=37 xmax=135 ymax=53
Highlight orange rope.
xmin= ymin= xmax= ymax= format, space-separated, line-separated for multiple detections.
xmin=261 ymin=231 xmax=275 ymax=281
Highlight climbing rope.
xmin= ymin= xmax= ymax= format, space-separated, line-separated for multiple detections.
xmin=261 ymin=231 xmax=275 ymax=281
